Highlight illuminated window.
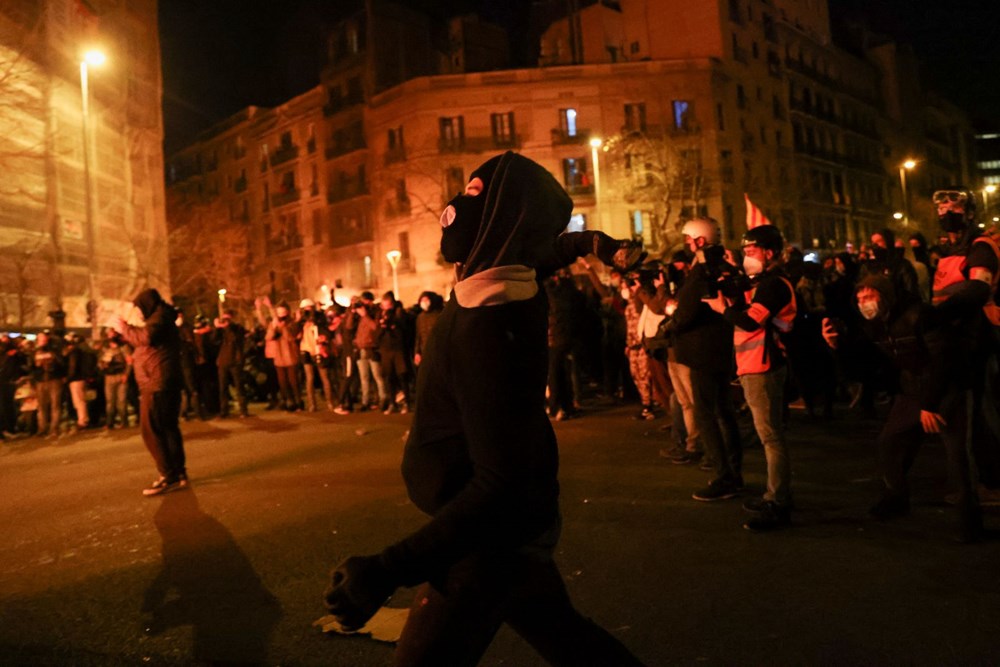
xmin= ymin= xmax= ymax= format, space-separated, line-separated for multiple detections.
xmin=560 ymin=108 xmax=578 ymax=137
xmin=567 ymin=213 xmax=586 ymax=233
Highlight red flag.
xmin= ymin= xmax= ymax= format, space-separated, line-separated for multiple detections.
xmin=744 ymin=194 xmax=772 ymax=229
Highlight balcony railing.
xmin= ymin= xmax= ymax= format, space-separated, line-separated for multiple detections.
xmin=270 ymin=145 xmax=299 ymax=167
xmin=550 ymin=128 xmax=592 ymax=145
xmin=327 ymin=182 xmax=369 ymax=203
xmin=271 ymin=188 xmax=300 ymax=208
xmin=325 ymin=137 xmax=367 ymax=160
xmin=566 ymin=183 xmax=595 ymax=196
xmin=384 ymin=146 xmax=407 ymax=165
xmin=385 ymin=199 xmax=411 ymax=218
xmin=266 ymin=232 xmax=304 ymax=256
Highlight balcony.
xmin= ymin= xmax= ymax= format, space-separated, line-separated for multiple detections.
xmin=384 ymin=146 xmax=407 ymax=165
xmin=325 ymin=136 xmax=366 ymax=160
xmin=327 ymin=181 xmax=369 ymax=203
xmin=271 ymin=188 xmax=300 ymax=208
xmin=270 ymin=145 xmax=299 ymax=167
xmin=322 ymin=91 xmax=364 ymax=117
xmin=234 ymin=176 xmax=248 ymax=193
xmin=385 ymin=199 xmax=411 ymax=218
xmin=550 ymin=128 xmax=592 ymax=145
xmin=266 ymin=232 xmax=304 ymax=256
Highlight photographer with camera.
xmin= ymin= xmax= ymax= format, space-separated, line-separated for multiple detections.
xmin=705 ymin=225 xmax=796 ymax=531
xmin=666 ymin=218 xmax=744 ymax=499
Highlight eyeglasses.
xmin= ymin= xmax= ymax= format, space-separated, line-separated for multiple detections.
xmin=932 ymin=191 xmax=968 ymax=204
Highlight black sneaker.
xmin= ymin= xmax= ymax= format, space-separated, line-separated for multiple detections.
xmin=743 ymin=501 xmax=791 ymax=531
xmin=869 ymin=493 xmax=909 ymax=521
xmin=698 ymin=459 xmax=715 ymax=472
xmin=692 ymin=479 xmax=740 ymax=502
xmin=658 ymin=445 xmax=685 ymax=460
xmin=671 ymin=451 xmax=704 ymax=466
xmin=142 ymin=477 xmax=182 ymax=497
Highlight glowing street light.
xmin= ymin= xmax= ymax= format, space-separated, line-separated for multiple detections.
xmin=590 ymin=136 xmax=602 ymax=225
xmin=893 ymin=212 xmax=904 ymax=220
xmin=386 ymin=250 xmax=402 ymax=297
xmin=984 ymin=184 xmax=997 ymax=217
xmin=899 ymin=159 xmax=916 ymax=226
xmin=80 ymin=49 xmax=106 ymax=339
xmin=217 ymin=288 xmax=227 ymax=316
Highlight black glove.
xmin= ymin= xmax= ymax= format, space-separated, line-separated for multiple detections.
xmin=323 ymin=555 xmax=397 ymax=632
xmin=592 ymin=233 xmax=646 ymax=272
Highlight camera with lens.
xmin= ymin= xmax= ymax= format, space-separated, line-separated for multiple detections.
xmin=625 ymin=261 xmax=664 ymax=290
xmin=701 ymin=245 xmax=749 ymax=299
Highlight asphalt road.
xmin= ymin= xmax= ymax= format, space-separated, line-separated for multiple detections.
xmin=1 ymin=401 xmax=999 ymax=666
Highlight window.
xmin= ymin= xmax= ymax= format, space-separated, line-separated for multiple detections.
xmin=280 ymin=131 xmax=293 ymax=149
xmin=562 ymin=157 xmax=590 ymax=191
xmin=736 ymin=85 xmax=747 ymax=109
xmin=280 ymin=170 xmax=295 ymax=193
xmin=398 ymin=231 xmax=411 ymax=263
xmin=439 ymin=116 xmax=464 ymax=147
xmin=631 ymin=210 xmax=644 ymax=237
xmin=630 ymin=41 xmax=640 ymax=54
xmin=624 ymin=102 xmax=646 ymax=132
xmin=716 ymin=103 xmax=725 ymax=131
xmin=395 ymin=178 xmax=408 ymax=204
xmin=357 ymin=163 xmax=367 ymax=190
xmin=728 ymin=0 xmax=742 ymax=23
xmin=491 ymin=112 xmax=515 ymax=146
xmin=312 ymin=209 xmax=323 ymax=245
xmin=672 ymin=100 xmax=692 ymax=131
xmin=567 ymin=213 xmax=586 ymax=233
xmin=559 ymin=108 xmax=578 ymax=137
xmin=752 ymin=41 xmax=759 ymax=59
xmin=263 ymin=183 xmax=270 ymax=211
xmin=445 ymin=167 xmax=465 ymax=198
xmin=388 ymin=126 xmax=404 ymax=150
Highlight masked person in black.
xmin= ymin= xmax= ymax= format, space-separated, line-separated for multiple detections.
xmin=324 ymin=152 xmax=645 ymax=666
xmin=114 ymin=289 xmax=187 ymax=497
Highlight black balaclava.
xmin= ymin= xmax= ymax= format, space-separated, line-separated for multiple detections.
xmin=439 ymin=151 xmax=572 ymax=280
xmin=440 ymin=154 xmax=503 ymax=265
xmin=134 ymin=289 xmax=163 ymax=320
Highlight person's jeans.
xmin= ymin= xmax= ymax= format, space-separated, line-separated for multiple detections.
xmin=36 ymin=379 xmax=64 ymax=436
xmin=740 ymin=366 xmax=790 ymax=506
xmin=104 ymin=374 xmax=128 ymax=427
xmin=668 ymin=361 xmax=700 ymax=452
xmin=357 ymin=352 xmax=386 ymax=407
xmin=68 ymin=380 xmax=89 ymax=427
xmin=690 ymin=368 xmax=742 ymax=482
xmin=275 ymin=364 xmax=300 ymax=408
xmin=140 ymin=390 xmax=185 ymax=481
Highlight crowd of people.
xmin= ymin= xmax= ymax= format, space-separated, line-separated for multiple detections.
xmin=3 ymin=188 xmax=998 ymax=539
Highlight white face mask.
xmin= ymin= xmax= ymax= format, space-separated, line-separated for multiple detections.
xmin=620 ymin=287 xmax=631 ymax=300
xmin=859 ymin=302 xmax=880 ymax=320
xmin=743 ymin=256 xmax=764 ymax=276
xmin=419 ymin=301 xmax=430 ymax=312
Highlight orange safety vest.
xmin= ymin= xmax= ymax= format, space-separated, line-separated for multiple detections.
xmin=733 ymin=276 xmax=797 ymax=376
xmin=933 ymin=236 xmax=1000 ymax=325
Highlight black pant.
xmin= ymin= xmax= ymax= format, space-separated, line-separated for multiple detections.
xmin=140 ymin=390 xmax=185 ymax=481
xmin=394 ymin=552 xmax=644 ymax=667
xmin=381 ymin=347 xmax=410 ymax=407
xmin=0 ymin=382 xmax=16 ymax=433
xmin=547 ymin=344 xmax=574 ymax=414
xmin=689 ymin=368 xmax=742 ymax=482
xmin=275 ymin=364 xmax=300 ymax=408
xmin=217 ymin=364 xmax=247 ymax=416
xmin=338 ymin=356 xmax=359 ymax=409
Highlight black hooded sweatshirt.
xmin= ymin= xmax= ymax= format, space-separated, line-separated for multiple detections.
xmin=120 ymin=289 xmax=183 ymax=393
xmin=380 ymin=152 xmax=619 ymax=586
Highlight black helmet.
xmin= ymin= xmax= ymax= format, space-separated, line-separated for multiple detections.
xmin=933 ymin=187 xmax=977 ymax=233
xmin=741 ymin=225 xmax=784 ymax=253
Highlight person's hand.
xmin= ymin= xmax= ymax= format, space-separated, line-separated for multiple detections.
xmin=920 ymin=410 xmax=947 ymax=434
xmin=263 ymin=295 xmax=272 ymax=307
xmin=821 ymin=317 xmax=839 ymax=349
xmin=254 ymin=297 xmax=262 ymax=308
xmin=653 ymin=271 xmax=665 ymax=289
xmin=414 ymin=353 xmax=422 ymax=366
xmin=665 ymin=299 xmax=678 ymax=317
xmin=112 ymin=316 xmax=127 ymax=334
xmin=324 ymin=555 xmax=397 ymax=632
xmin=702 ymin=293 xmax=727 ymax=314
xmin=594 ymin=234 xmax=646 ymax=272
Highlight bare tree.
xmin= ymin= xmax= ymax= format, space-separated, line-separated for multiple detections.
xmin=602 ymin=128 xmax=712 ymax=259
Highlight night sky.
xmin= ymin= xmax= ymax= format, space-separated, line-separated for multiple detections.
xmin=159 ymin=0 xmax=1000 ymax=155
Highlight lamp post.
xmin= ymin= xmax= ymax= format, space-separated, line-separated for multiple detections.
xmin=386 ymin=250 xmax=402 ymax=298
xmin=899 ymin=159 xmax=916 ymax=226
xmin=984 ymin=184 xmax=997 ymax=219
xmin=590 ymin=137 xmax=603 ymax=233
xmin=80 ymin=49 xmax=105 ymax=338
xmin=217 ymin=288 xmax=227 ymax=317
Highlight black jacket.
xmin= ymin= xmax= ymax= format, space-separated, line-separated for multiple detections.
xmin=668 ymin=262 xmax=734 ymax=374
xmin=120 ymin=289 xmax=183 ymax=393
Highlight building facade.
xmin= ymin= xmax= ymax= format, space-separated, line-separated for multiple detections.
xmin=166 ymin=0 xmax=979 ymax=307
xmin=0 ymin=0 xmax=169 ymax=330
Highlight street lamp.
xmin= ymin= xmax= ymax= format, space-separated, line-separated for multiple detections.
xmin=590 ymin=137 xmax=602 ymax=227
xmin=899 ymin=159 xmax=916 ymax=226
xmin=386 ymin=250 xmax=402 ymax=298
xmin=893 ymin=212 xmax=904 ymax=221
xmin=217 ymin=288 xmax=227 ymax=317
xmin=80 ymin=49 xmax=106 ymax=338
xmin=984 ymin=184 xmax=997 ymax=218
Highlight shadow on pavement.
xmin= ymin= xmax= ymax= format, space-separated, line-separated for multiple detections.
xmin=143 ymin=490 xmax=282 ymax=664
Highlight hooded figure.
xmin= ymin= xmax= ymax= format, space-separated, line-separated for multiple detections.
xmin=115 ymin=288 xmax=187 ymax=496
xmin=325 ymin=152 xmax=644 ymax=666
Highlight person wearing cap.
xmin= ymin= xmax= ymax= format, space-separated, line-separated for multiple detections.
xmin=213 ymin=309 xmax=249 ymax=418
xmin=705 ymin=225 xmax=797 ymax=530
xmin=113 ymin=289 xmax=188 ymax=496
